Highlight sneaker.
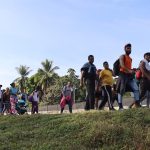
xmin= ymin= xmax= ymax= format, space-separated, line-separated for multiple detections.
xmin=109 ymin=107 xmax=116 ymax=111
xmin=119 ymin=108 xmax=124 ymax=111
xmin=98 ymin=107 xmax=104 ymax=111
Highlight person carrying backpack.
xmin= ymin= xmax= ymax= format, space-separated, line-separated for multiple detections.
xmin=117 ymin=43 xmax=141 ymax=110
xmin=80 ymin=55 xmax=97 ymax=110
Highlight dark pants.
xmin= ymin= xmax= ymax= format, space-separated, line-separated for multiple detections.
xmin=2 ymin=102 xmax=11 ymax=113
xmin=99 ymin=85 xmax=113 ymax=110
xmin=95 ymin=90 xmax=103 ymax=109
xmin=0 ymin=99 xmax=2 ymax=113
xmin=140 ymin=78 xmax=150 ymax=101
xmin=112 ymin=92 xmax=118 ymax=105
xmin=32 ymin=101 xmax=38 ymax=114
xmin=147 ymin=91 xmax=150 ymax=108
xmin=61 ymin=100 xmax=72 ymax=113
xmin=85 ymin=79 xmax=95 ymax=110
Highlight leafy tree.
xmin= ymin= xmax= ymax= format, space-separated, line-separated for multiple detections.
xmin=67 ymin=68 xmax=76 ymax=77
xmin=15 ymin=65 xmax=32 ymax=92
xmin=37 ymin=59 xmax=59 ymax=95
xmin=26 ymin=73 xmax=40 ymax=94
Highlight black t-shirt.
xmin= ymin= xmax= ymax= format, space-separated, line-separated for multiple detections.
xmin=81 ymin=62 xmax=96 ymax=80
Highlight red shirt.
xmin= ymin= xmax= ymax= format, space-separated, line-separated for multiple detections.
xmin=120 ymin=55 xmax=132 ymax=73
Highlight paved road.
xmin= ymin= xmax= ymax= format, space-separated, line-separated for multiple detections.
xmin=27 ymin=97 xmax=149 ymax=114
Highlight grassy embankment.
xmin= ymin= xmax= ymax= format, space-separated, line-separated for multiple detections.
xmin=0 ymin=108 xmax=150 ymax=150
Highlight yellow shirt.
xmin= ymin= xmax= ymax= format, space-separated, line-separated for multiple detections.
xmin=99 ymin=69 xmax=113 ymax=86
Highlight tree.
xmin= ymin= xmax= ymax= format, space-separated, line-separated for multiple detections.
xmin=67 ymin=68 xmax=76 ymax=77
xmin=37 ymin=59 xmax=59 ymax=95
xmin=15 ymin=65 xmax=32 ymax=92
xmin=26 ymin=73 xmax=40 ymax=94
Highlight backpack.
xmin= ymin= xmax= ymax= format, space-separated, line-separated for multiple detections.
xmin=135 ymin=69 xmax=142 ymax=80
xmin=113 ymin=59 xmax=120 ymax=76
xmin=113 ymin=55 xmax=125 ymax=76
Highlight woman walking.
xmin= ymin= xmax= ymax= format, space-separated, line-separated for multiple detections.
xmin=10 ymin=83 xmax=18 ymax=114
xmin=2 ymin=88 xmax=11 ymax=114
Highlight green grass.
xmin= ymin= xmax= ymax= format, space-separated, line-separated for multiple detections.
xmin=0 ymin=108 xmax=150 ymax=150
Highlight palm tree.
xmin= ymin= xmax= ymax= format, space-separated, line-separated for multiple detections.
xmin=15 ymin=65 xmax=32 ymax=92
xmin=37 ymin=59 xmax=59 ymax=95
xmin=67 ymin=68 xmax=76 ymax=77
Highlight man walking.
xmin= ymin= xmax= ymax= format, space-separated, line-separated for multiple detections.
xmin=139 ymin=52 xmax=150 ymax=105
xmin=117 ymin=43 xmax=140 ymax=109
xmin=80 ymin=55 xmax=97 ymax=110
xmin=98 ymin=62 xmax=115 ymax=110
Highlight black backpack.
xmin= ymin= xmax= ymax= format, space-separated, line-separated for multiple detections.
xmin=113 ymin=59 xmax=120 ymax=76
xmin=113 ymin=55 xmax=125 ymax=76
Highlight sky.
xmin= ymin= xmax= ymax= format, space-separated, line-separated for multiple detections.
xmin=0 ymin=0 xmax=150 ymax=88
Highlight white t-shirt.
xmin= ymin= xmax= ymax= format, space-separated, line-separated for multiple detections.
xmin=33 ymin=91 xmax=39 ymax=102
xmin=142 ymin=59 xmax=150 ymax=71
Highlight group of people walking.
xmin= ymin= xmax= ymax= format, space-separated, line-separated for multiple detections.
xmin=0 ymin=82 xmax=19 ymax=114
xmin=0 ymin=82 xmax=40 ymax=115
xmin=80 ymin=43 xmax=150 ymax=111
xmin=1 ymin=43 xmax=150 ymax=114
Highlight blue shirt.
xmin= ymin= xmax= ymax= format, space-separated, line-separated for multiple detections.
xmin=10 ymin=87 xmax=18 ymax=95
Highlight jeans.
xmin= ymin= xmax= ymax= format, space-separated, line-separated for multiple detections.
xmin=118 ymin=73 xmax=139 ymax=104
